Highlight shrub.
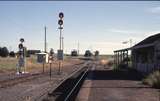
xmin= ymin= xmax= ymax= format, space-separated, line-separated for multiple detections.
xmin=84 ymin=50 xmax=92 ymax=57
xmin=94 ymin=50 xmax=99 ymax=56
xmin=0 ymin=47 xmax=2 ymax=56
xmin=71 ymin=50 xmax=78 ymax=56
xmin=142 ymin=70 xmax=160 ymax=89
xmin=9 ymin=51 xmax=15 ymax=57
xmin=0 ymin=47 xmax=9 ymax=57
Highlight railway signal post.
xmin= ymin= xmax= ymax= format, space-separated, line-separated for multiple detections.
xmin=17 ymin=38 xmax=27 ymax=74
xmin=57 ymin=12 xmax=64 ymax=74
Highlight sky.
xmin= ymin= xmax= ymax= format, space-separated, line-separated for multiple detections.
xmin=0 ymin=1 xmax=160 ymax=54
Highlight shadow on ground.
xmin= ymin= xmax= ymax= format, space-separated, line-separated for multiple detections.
xmin=87 ymin=69 xmax=144 ymax=81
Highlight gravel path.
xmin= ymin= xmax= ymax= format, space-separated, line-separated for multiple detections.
xmin=77 ymin=63 xmax=160 ymax=101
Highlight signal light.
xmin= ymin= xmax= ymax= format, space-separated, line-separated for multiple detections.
xmin=59 ymin=12 xmax=64 ymax=19
xmin=58 ymin=19 xmax=63 ymax=25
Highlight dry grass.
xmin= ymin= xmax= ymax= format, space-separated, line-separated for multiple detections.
xmin=0 ymin=57 xmax=40 ymax=73
xmin=143 ymin=70 xmax=160 ymax=89
xmin=0 ymin=57 xmax=17 ymax=73
xmin=0 ymin=56 xmax=83 ymax=74
xmin=25 ymin=56 xmax=42 ymax=72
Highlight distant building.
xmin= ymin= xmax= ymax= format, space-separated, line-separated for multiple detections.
xmin=27 ymin=50 xmax=41 ymax=55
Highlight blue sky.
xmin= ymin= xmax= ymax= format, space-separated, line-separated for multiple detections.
xmin=0 ymin=1 xmax=160 ymax=54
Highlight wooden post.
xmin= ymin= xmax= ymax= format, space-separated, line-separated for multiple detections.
xmin=124 ymin=51 xmax=125 ymax=62
xmin=58 ymin=61 xmax=61 ymax=74
xmin=50 ymin=63 xmax=52 ymax=78
xmin=43 ymin=63 xmax=45 ymax=73
xmin=114 ymin=52 xmax=116 ymax=69
xmin=120 ymin=51 xmax=122 ymax=64
xmin=118 ymin=52 xmax=119 ymax=66
xmin=127 ymin=50 xmax=128 ymax=67
xmin=154 ymin=46 xmax=157 ymax=71
xmin=116 ymin=52 xmax=117 ymax=68
xmin=114 ymin=52 xmax=117 ymax=70
xmin=116 ymin=52 xmax=118 ymax=68
xmin=122 ymin=51 xmax=124 ymax=63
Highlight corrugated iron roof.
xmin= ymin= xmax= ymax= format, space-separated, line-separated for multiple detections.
xmin=133 ymin=33 xmax=160 ymax=47
xmin=114 ymin=33 xmax=160 ymax=52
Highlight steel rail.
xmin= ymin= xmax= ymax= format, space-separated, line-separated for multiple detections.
xmin=35 ymin=62 xmax=87 ymax=100
xmin=64 ymin=66 xmax=89 ymax=101
xmin=47 ymin=61 xmax=89 ymax=95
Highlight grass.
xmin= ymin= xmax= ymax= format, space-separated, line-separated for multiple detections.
xmin=0 ymin=57 xmax=17 ymax=72
xmin=0 ymin=55 xmax=82 ymax=73
xmin=142 ymin=70 xmax=160 ymax=89
xmin=26 ymin=56 xmax=42 ymax=71
xmin=0 ymin=56 xmax=48 ymax=73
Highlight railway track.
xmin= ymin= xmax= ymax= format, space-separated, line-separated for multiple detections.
xmin=0 ymin=72 xmax=43 ymax=88
xmin=42 ymin=61 xmax=91 ymax=101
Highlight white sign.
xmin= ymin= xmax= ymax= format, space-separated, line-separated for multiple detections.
xmin=57 ymin=50 xmax=63 ymax=60
xmin=37 ymin=53 xmax=49 ymax=63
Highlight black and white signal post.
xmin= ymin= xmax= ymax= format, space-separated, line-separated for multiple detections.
xmin=17 ymin=38 xmax=27 ymax=74
xmin=57 ymin=12 xmax=64 ymax=74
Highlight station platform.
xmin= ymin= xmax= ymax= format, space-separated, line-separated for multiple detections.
xmin=76 ymin=65 xmax=159 ymax=101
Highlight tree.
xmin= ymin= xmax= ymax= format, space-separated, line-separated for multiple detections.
xmin=9 ymin=51 xmax=15 ymax=57
xmin=84 ymin=50 xmax=92 ymax=57
xmin=50 ymin=48 xmax=54 ymax=55
xmin=0 ymin=47 xmax=2 ymax=56
xmin=71 ymin=50 xmax=78 ymax=56
xmin=95 ymin=50 xmax=99 ymax=56
xmin=1 ymin=47 xmax=9 ymax=57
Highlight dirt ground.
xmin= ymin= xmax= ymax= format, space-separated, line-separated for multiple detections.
xmin=0 ymin=57 xmax=85 ymax=101
xmin=76 ymin=62 xmax=160 ymax=101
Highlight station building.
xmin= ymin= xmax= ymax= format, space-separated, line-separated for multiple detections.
xmin=114 ymin=33 xmax=160 ymax=73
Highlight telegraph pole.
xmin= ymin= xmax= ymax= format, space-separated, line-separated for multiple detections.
xmin=62 ymin=37 xmax=64 ymax=51
xmin=44 ymin=26 xmax=47 ymax=53
xmin=129 ymin=39 xmax=132 ymax=47
xmin=77 ymin=42 xmax=79 ymax=55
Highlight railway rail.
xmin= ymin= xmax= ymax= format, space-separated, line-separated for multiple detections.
xmin=42 ymin=61 xmax=91 ymax=101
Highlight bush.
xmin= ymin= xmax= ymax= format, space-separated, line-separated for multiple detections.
xmin=0 ymin=47 xmax=9 ymax=57
xmin=118 ymin=63 xmax=128 ymax=69
xmin=94 ymin=50 xmax=99 ymax=56
xmin=71 ymin=50 xmax=78 ymax=56
xmin=0 ymin=47 xmax=1 ymax=54
xmin=9 ymin=51 xmax=15 ymax=57
xmin=142 ymin=70 xmax=160 ymax=89
xmin=84 ymin=50 xmax=92 ymax=57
